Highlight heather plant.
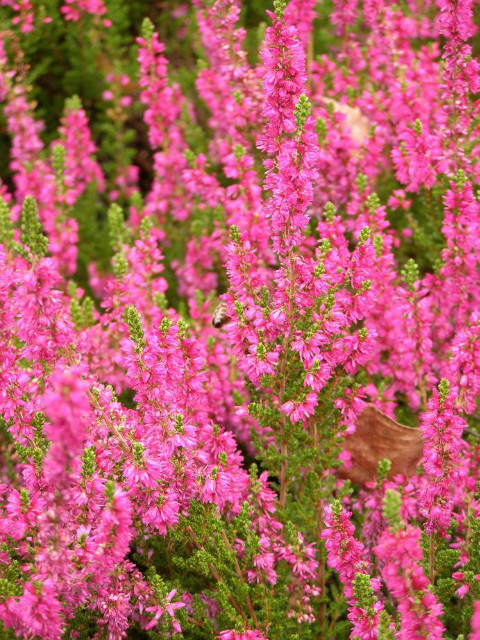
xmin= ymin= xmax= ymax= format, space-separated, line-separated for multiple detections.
xmin=3 ymin=0 xmax=480 ymax=639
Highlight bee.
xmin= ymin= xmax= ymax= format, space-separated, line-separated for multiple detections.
xmin=212 ymin=301 xmax=230 ymax=328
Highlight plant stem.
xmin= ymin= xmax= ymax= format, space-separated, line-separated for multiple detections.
xmin=220 ymin=530 xmax=260 ymax=627
xmin=429 ymin=533 xmax=436 ymax=583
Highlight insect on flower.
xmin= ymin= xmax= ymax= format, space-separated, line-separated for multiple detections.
xmin=212 ymin=301 xmax=230 ymax=328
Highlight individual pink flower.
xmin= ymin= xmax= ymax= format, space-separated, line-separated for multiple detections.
xmin=145 ymin=589 xmax=185 ymax=633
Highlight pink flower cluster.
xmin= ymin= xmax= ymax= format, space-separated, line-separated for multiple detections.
xmin=2 ymin=0 xmax=480 ymax=638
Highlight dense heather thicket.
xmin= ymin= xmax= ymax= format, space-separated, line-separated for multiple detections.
xmin=1 ymin=0 xmax=480 ymax=638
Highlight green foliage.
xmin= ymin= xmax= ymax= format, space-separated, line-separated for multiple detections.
xmin=141 ymin=500 xmax=321 ymax=640
xmin=397 ymin=182 xmax=446 ymax=273
xmin=71 ymin=182 xmax=111 ymax=290
xmin=378 ymin=611 xmax=395 ymax=640
xmin=105 ymin=479 xmax=116 ymax=506
xmin=0 ymin=542 xmax=24 ymax=602
xmin=62 ymin=608 xmax=101 ymax=640
xmin=352 ymin=573 xmax=376 ymax=614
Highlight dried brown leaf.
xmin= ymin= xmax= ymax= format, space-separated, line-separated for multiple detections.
xmin=322 ymin=98 xmax=370 ymax=145
xmin=337 ymin=405 xmax=423 ymax=484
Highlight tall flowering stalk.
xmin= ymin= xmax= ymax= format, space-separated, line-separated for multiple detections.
xmin=137 ymin=19 xmax=189 ymax=226
xmin=420 ymin=379 xmax=465 ymax=537
xmin=375 ymin=522 xmax=445 ymax=640
xmin=323 ymin=501 xmax=383 ymax=639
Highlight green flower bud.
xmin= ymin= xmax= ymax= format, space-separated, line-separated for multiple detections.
xmin=52 ymin=144 xmax=66 ymax=180
xmin=383 ymin=489 xmax=402 ymax=530
xmin=323 ymin=201 xmax=337 ymax=221
xmin=0 ymin=197 xmax=13 ymax=247
xmin=377 ymin=458 xmax=392 ymax=484
xmin=401 ymin=258 xmax=419 ymax=292
xmin=438 ymin=378 xmax=450 ymax=404
xmin=273 ymin=0 xmax=287 ymax=18
xmin=81 ymin=446 xmax=96 ymax=479
xmin=161 ymin=317 xmax=172 ymax=336
xmin=141 ymin=17 xmax=155 ymax=42
xmin=125 ymin=306 xmax=146 ymax=352
xmin=358 ymin=226 xmax=371 ymax=245
xmin=294 ymin=94 xmax=311 ymax=134
xmin=356 ymin=173 xmax=368 ymax=195
xmin=20 ymin=196 xmax=48 ymax=258
xmin=366 ymin=193 xmax=381 ymax=213
xmin=108 ymin=203 xmax=126 ymax=251
xmin=230 ymin=225 xmax=240 ymax=243
xmin=105 ymin=479 xmax=116 ymax=506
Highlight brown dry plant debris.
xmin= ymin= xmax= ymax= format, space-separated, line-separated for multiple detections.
xmin=338 ymin=405 xmax=424 ymax=484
